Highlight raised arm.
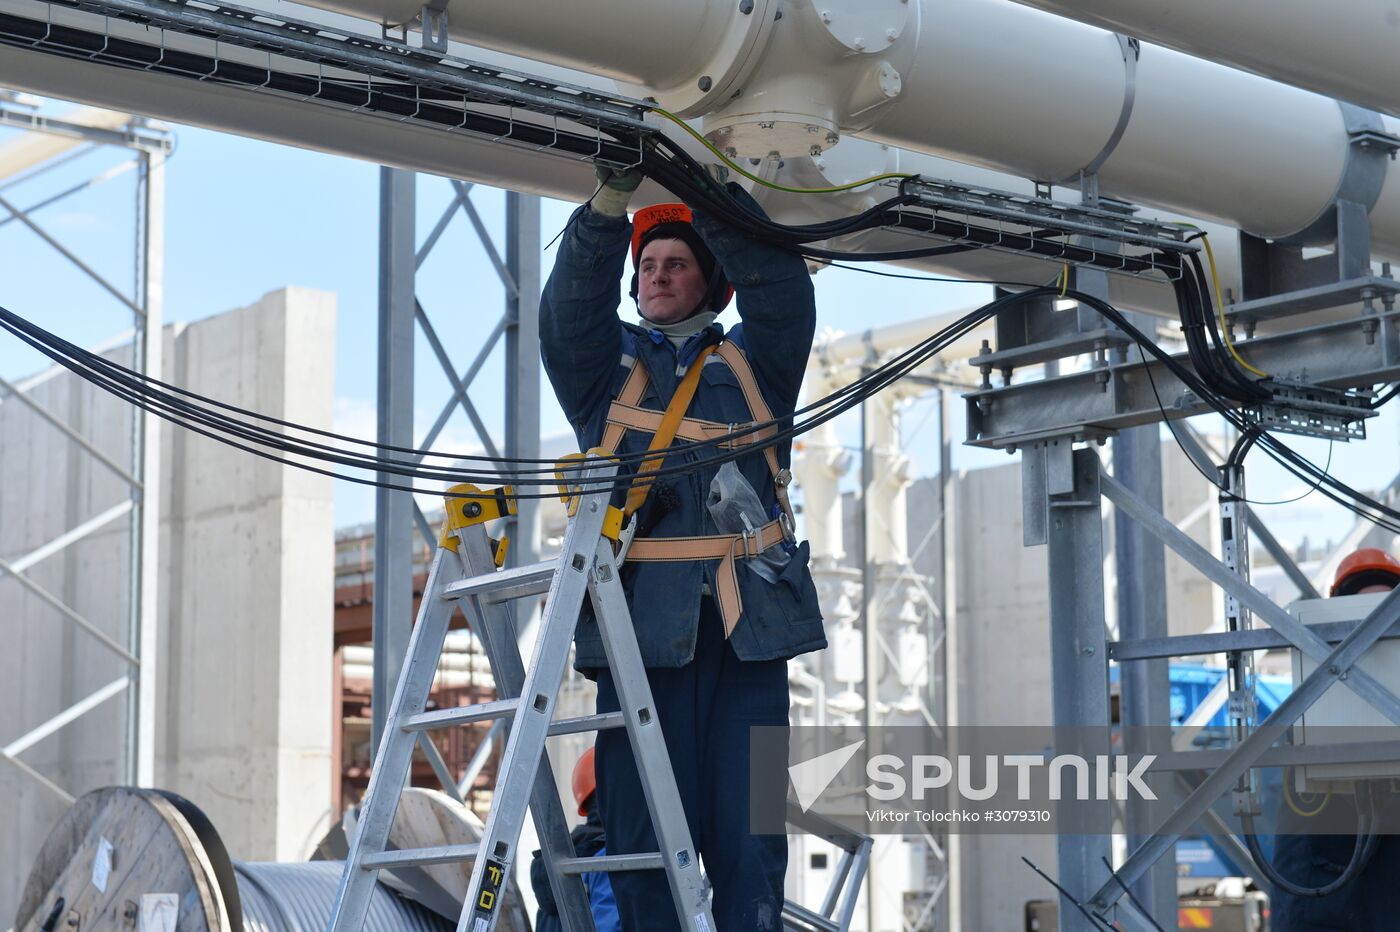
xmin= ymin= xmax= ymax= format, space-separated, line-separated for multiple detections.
xmin=539 ymin=204 xmax=631 ymax=434
xmin=689 ymin=184 xmax=816 ymax=416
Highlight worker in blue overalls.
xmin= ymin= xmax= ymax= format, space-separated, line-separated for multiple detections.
xmin=530 ymin=747 xmax=620 ymax=932
xmin=1270 ymin=547 xmax=1400 ymax=930
xmin=538 ymin=164 xmax=826 ymax=931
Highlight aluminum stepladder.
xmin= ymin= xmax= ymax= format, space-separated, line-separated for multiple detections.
xmin=329 ymin=455 xmax=716 ymax=932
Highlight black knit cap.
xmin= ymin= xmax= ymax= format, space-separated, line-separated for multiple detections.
xmin=632 ymin=221 xmax=730 ymax=314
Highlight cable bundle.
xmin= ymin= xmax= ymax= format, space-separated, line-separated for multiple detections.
xmin=0 ymin=299 xmax=997 ymax=499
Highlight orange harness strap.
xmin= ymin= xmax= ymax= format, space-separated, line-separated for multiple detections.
xmin=597 ymin=341 xmax=794 ymax=639
xmin=622 ymin=343 xmax=718 ymax=519
xmin=627 ymin=518 xmax=789 ymax=638
xmin=710 ymin=341 xmax=794 ymax=525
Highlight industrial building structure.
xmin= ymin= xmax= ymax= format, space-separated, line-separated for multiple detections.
xmin=4 ymin=1 xmax=1400 ymax=930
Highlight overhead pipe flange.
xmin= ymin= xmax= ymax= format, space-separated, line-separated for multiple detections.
xmin=701 ymin=0 xmax=917 ymax=160
xmin=656 ymin=0 xmax=782 ymax=117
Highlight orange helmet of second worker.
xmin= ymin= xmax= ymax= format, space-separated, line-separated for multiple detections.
xmin=1331 ymin=547 xmax=1400 ymax=597
xmin=572 ymin=746 xmax=597 ymax=817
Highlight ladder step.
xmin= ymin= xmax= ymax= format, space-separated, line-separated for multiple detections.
xmin=547 ymin=711 xmax=625 ymax=737
xmin=401 ymin=697 xmax=520 ymax=732
xmin=555 ymin=853 xmax=664 ymax=875
xmin=442 ymin=559 xmax=558 ymax=604
xmin=361 ymin=843 xmax=480 ymax=870
xmin=781 ymin=901 xmax=841 ymax=932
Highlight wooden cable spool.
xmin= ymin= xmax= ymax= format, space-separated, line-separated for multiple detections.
xmin=16 ymin=787 xmax=529 ymax=932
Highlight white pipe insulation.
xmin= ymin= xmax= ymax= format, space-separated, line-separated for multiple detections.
xmin=293 ymin=0 xmax=1400 ymax=253
xmin=1002 ymin=0 xmax=1400 ymax=121
xmin=0 ymin=34 xmax=1249 ymax=318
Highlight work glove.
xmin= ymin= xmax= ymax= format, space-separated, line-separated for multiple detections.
xmin=592 ymin=164 xmax=643 ymax=218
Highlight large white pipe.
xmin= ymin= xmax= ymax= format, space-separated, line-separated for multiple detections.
xmin=2 ymin=36 xmax=1253 ymax=319
xmin=1002 ymin=0 xmax=1400 ymax=120
xmin=291 ymin=0 xmax=1400 ymax=253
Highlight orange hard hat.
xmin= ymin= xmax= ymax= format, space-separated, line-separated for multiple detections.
xmin=630 ymin=203 xmax=697 ymax=265
xmin=628 ymin=203 xmax=734 ymax=313
xmin=1331 ymin=547 xmax=1400 ymax=596
xmin=572 ymin=746 xmax=597 ymax=817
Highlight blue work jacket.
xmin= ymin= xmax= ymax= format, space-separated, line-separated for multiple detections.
xmin=539 ymin=187 xmax=827 ymax=671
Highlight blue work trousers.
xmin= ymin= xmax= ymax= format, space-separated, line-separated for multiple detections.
xmin=1271 ymin=833 xmax=1400 ymax=930
xmin=593 ymin=596 xmax=789 ymax=932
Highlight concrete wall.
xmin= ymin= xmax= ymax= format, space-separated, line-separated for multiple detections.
xmin=1 ymin=289 xmax=336 ymax=919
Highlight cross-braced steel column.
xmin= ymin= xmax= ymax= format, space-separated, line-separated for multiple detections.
xmin=1046 ymin=447 xmax=1113 ymax=932
xmin=368 ymin=175 xmax=543 ymax=791
xmin=372 ymin=167 xmax=417 ymax=758
xmin=504 ymin=191 xmax=541 ymax=587
xmin=0 ymin=104 xmax=171 ymax=805
xmin=126 ymin=145 xmax=164 ymax=787
xmin=1112 ymin=417 xmax=1175 ymax=923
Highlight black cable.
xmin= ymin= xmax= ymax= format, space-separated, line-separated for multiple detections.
xmin=1240 ymin=783 xmax=1380 ymax=898
xmin=1020 ymin=857 xmax=1118 ymax=932
xmin=0 ymin=292 xmax=1004 ymax=498
xmin=1100 ymin=857 xmax=1165 ymax=932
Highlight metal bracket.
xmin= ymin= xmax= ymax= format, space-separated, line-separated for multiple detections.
xmin=1244 ymin=381 xmax=1376 ymax=440
xmin=419 ymin=1 xmax=448 ymax=54
xmin=1021 ymin=438 xmax=1076 ymax=546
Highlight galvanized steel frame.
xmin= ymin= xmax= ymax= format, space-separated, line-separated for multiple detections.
xmin=0 ymin=100 xmax=170 ymax=799
xmin=370 ymin=169 xmax=542 ymax=799
xmin=1024 ymin=444 xmax=1400 ymax=931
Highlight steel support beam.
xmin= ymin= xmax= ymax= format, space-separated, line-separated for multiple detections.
xmin=1111 ymin=419 xmax=1175 ymax=925
xmin=967 ymin=316 xmax=1400 ymax=449
xmin=0 ymin=374 xmax=142 ymax=487
xmin=504 ymin=191 xmax=541 ymax=582
xmin=10 ymin=499 xmax=132 ymax=574
xmin=1044 ymin=448 xmax=1113 ymax=931
xmin=128 ymin=147 xmax=163 ymax=786
xmin=0 ymin=112 xmax=170 ymax=809
xmin=1111 ymin=617 xmax=1400 ymax=661
xmin=371 ymin=166 xmax=417 ymax=759
xmin=5 ymin=676 xmax=130 ymax=758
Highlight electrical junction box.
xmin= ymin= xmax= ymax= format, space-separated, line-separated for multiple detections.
xmin=1288 ymin=591 xmax=1400 ymax=788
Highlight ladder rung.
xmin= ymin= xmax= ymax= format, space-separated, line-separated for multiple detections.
xmin=547 ymin=711 xmax=625 ymax=736
xmin=555 ymin=853 xmax=664 ymax=875
xmin=442 ymin=559 xmax=558 ymax=604
xmin=782 ymin=901 xmax=841 ymax=932
xmin=401 ymin=697 xmax=520 ymax=732
xmin=361 ymin=843 xmax=480 ymax=869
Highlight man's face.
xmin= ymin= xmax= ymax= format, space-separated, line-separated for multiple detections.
xmin=637 ymin=237 xmax=708 ymax=324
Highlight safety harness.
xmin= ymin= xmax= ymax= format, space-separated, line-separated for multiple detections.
xmin=601 ymin=339 xmax=795 ymax=638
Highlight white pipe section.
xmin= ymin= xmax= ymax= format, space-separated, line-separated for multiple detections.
xmin=706 ymin=0 xmax=1400 ymax=251
xmin=1002 ymin=0 xmax=1400 ymax=120
xmin=288 ymin=0 xmax=1400 ymax=251
xmin=3 ymin=34 xmax=1255 ymax=318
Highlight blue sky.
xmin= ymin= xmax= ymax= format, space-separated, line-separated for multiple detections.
xmin=2 ymin=99 xmax=1394 ymax=554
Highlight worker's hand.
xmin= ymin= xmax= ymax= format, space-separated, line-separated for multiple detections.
xmin=592 ymin=164 xmax=643 ymax=217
